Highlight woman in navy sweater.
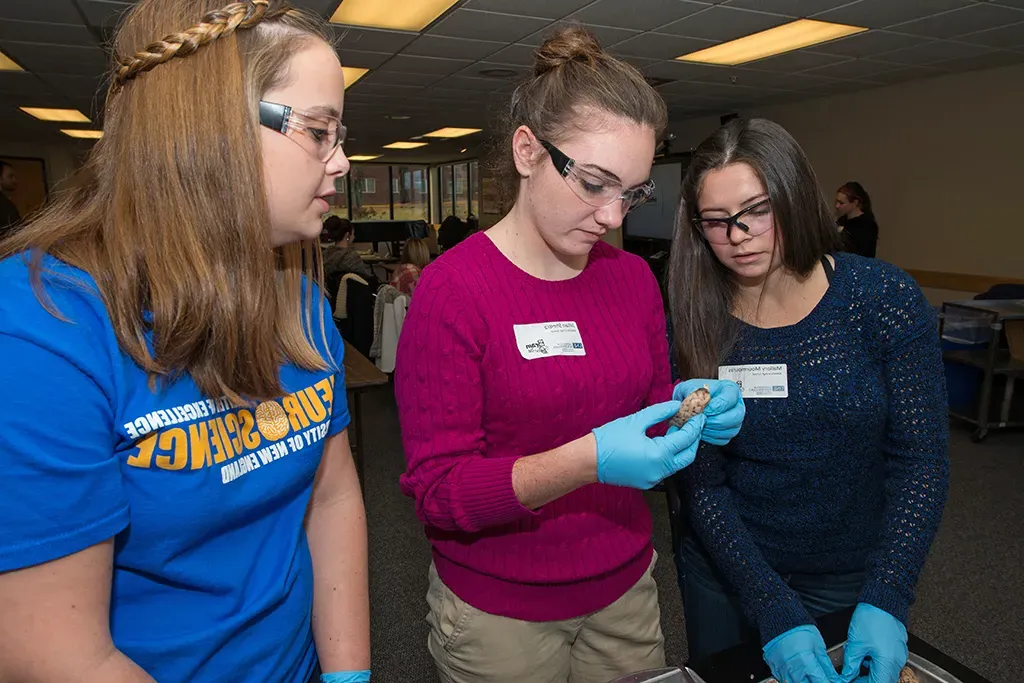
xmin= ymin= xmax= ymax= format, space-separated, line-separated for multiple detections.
xmin=667 ymin=118 xmax=949 ymax=683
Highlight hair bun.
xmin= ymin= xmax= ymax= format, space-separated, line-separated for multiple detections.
xmin=533 ymin=26 xmax=604 ymax=76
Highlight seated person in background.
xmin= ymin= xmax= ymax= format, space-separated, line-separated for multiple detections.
xmin=322 ymin=215 xmax=374 ymax=282
xmin=436 ymin=214 xmax=467 ymax=252
xmin=389 ymin=238 xmax=429 ymax=296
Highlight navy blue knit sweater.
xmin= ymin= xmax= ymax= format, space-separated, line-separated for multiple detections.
xmin=681 ymin=253 xmax=950 ymax=644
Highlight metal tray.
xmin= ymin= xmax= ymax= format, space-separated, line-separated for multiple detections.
xmin=684 ymin=642 xmax=966 ymax=683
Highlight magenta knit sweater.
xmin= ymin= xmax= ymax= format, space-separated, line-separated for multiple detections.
xmin=395 ymin=232 xmax=673 ymax=621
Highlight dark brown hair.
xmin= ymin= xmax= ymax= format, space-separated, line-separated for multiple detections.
xmin=324 ymin=215 xmax=353 ymax=242
xmin=489 ymin=25 xmax=667 ymax=202
xmin=0 ymin=0 xmax=335 ymax=405
xmin=838 ymin=181 xmax=873 ymax=216
xmin=668 ymin=118 xmax=840 ymax=378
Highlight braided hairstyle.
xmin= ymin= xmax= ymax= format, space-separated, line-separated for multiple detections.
xmin=2 ymin=0 xmax=342 ymax=405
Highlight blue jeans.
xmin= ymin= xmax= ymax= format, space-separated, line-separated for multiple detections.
xmin=676 ymin=536 xmax=863 ymax=662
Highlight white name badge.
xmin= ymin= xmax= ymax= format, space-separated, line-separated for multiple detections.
xmin=718 ymin=363 xmax=788 ymax=398
xmin=514 ymin=321 xmax=586 ymax=360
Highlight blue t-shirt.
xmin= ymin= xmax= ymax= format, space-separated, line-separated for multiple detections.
xmin=0 ymin=253 xmax=351 ymax=682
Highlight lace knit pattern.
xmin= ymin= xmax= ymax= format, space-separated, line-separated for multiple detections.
xmin=683 ymin=252 xmax=950 ymax=643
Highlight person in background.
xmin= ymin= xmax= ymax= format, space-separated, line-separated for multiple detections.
xmin=436 ymin=213 xmax=467 ymax=252
xmin=667 ymin=118 xmax=949 ymax=683
xmin=389 ymin=237 xmax=429 ymax=296
xmin=323 ymin=215 xmax=374 ymax=282
xmin=0 ymin=160 xmax=21 ymax=239
xmin=0 ymin=2 xmax=369 ymax=683
xmin=395 ymin=27 xmax=743 ymax=683
xmin=835 ymin=181 xmax=878 ymax=258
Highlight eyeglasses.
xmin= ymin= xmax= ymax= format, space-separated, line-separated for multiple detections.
xmin=258 ymin=100 xmax=347 ymax=163
xmin=539 ymin=139 xmax=655 ymax=214
xmin=694 ymin=198 xmax=774 ymax=245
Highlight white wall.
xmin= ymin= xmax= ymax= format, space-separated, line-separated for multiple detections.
xmin=661 ymin=63 xmax=1024 ymax=287
xmin=0 ymin=139 xmax=89 ymax=193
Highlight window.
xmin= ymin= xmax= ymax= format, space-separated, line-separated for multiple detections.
xmin=453 ymin=163 xmax=469 ymax=219
xmin=329 ymin=175 xmax=349 ymax=219
xmin=470 ymin=160 xmax=480 ymax=219
xmin=392 ymin=165 xmax=429 ymax=221
xmin=440 ymin=165 xmax=453 ymax=219
xmin=350 ymin=165 xmax=390 ymax=221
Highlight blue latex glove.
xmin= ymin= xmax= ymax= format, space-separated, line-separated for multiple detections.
xmin=321 ymin=671 xmax=371 ymax=683
xmin=670 ymin=379 xmax=744 ymax=445
xmin=840 ymin=604 xmax=908 ymax=683
xmin=763 ymin=625 xmax=841 ymax=683
xmin=593 ymin=400 xmax=706 ymax=490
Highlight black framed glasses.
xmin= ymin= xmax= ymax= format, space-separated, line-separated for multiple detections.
xmin=694 ymin=198 xmax=774 ymax=245
xmin=258 ymin=100 xmax=347 ymax=163
xmin=539 ymin=139 xmax=655 ymax=213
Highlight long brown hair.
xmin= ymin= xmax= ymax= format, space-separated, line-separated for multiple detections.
xmin=0 ymin=0 xmax=336 ymax=405
xmin=668 ymin=118 xmax=840 ymax=378
xmin=488 ymin=25 xmax=667 ymax=203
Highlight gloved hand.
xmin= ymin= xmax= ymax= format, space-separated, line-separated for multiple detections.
xmin=840 ymin=604 xmax=908 ymax=683
xmin=594 ymin=400 xmax=706 ymax=490
xmin=321 ymin=671 xmax=371 ymax=683
xmin=670 ymin=379 xmax=744 ymax=445
xmin=763 ymin=625 xmax=841 ymax=683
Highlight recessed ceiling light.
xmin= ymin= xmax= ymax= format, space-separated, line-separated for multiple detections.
xmin=343 ymin=66 xmax=369 ymax=89
xmin=460 ymin=148 xmax=467 ymax=154
xmin=478 ymin=67 xmax=518 ymax=79
xmin=0 ymin=50 xmax=23 ymax=71
xmin=676 ymin=19 xmax=867 ymax=66
xmin=383 ymin=141 xmax=428 ymax=149
xmin=422 ymin=127 xmax=482 ymax=139
xmin=21 ymin=107 xmax=90 ymax=122
xmin=330 ymin=0 xmax=459 ymax=32
xmin=61 ymin=129 xmax=103 ymax=139
xmin=348 ymin=154 xmax=382 ymax=161
xmin=386 ymin=115 xmax=411 ymax=120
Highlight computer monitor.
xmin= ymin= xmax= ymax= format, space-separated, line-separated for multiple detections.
xmin=623 ymin=162 xmax=683 ymax=243
xmin=353 ymin=220 xmax=428 ymax=254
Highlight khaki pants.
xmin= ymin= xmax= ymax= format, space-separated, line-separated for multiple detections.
xmin=425 ymin=554 xmax=665 ymax=683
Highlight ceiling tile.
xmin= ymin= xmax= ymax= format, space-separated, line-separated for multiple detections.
xmin=866 ymin=64 xmax=946 ymax=84
xmin=1 ymin=42 xmax=108 ymax=77
xmin=810 ymin=30 xmax=933 ymax=58
xmin=0 ymin=20 xmax=96 ymax=47
xmin=350 ymin=83 xmax=425 ymax=98
xmin=336 ymin=48 xmax=394 ymax=69
xmin=359 ymin=71 xmax=443 ymax=88
xmin=803 ymin=57 xmax=899 ymax=79
xmin=743 ymin=49 xmax=851 ymax=72
xmin=456 ymin=61 xmax=529 ymax=80
xmin=0 ymin=74 xmax=61 ymax=100
xmin=990 ymin=0 xmax=1024 ymax=8
xmin=428 ymin=9 xmax=550 ymax=43
xmin=375 ymin=55 xmax=472 ymax=76
xmin=957 ymin=21 xmax=1024 ymax=50
xmin=462 ymin=0 xmax=594 ymax=20
xmin=930 ymin=49 xmax=1024 ymax=72
xmin=660 ymin=6 xmax=790 ymax=41
xmin=721 ymin=0 xmax=852 ymax=16
xmin=611 ymin=33 xmax=717 ymax=60
xmin=890 ymin=4 xmax=1024 ymax=39
xmin=79 ymin=1 xmax=132 ymax=30
xmin=874 ymin=39 xmax=995 ymax=65
xmin=0 ymin=1 xmax=85 ymax=24
xmin=658 ymin=79 xmax=777 ymax=98
xmin=334 ymin=27 xmax=417 ymax=53
xmin=403 ymin=35 xmax=507 ymax=61
xmin=432 ymin=75 xmax=506 ymax=91
xmin=486 ymin=43 xmax=539 ymax=66
xmin=569 ymin=0 xmax=710 ymax=33
xmin=813 ymin=0 xmax=975 ymax=30
xmin=38 ymin=73 xmax=106 ymax=99
xmin=520 ymin=21 xmax=640 ymax=48
xmin=612 ymin=54 xmax=662 ymax=70
xmin=689 ymin=68 xmax=847 ymax=90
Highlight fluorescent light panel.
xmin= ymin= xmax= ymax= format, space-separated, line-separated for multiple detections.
xmin=342 ymin=66 xmax=369 ymax=89
xmin=383 ymin=141 xmax=428 ymax=149
xmin=348 ymin=154 xmax=382 ymax=161
xmin=0 ymin=50 xmax=23 ymax=71
xmin=330 ymin=0 xmax=458 ymax=32
xmin=61 ymin=129 xmax=103 ymax=139
xmin=423 ymin=127 xmax=482 ymax=139
xmin=21 ymin=107 xmax=90 ymax=122
xmin=676 ymin=19 xmax=867 ymax=66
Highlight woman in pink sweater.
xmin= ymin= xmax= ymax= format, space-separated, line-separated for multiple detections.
xmin=395 ymin=28 xmax=744 ymax=683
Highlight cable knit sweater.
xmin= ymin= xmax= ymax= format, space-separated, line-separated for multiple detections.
xmin=395 ymin=232 xmax=673 ymax=621
xmin=683 ymin=252 xmax=950 ymax=643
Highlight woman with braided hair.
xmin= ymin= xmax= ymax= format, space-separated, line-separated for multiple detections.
xmin=0 ymin=2 xmax=369 ymax=683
